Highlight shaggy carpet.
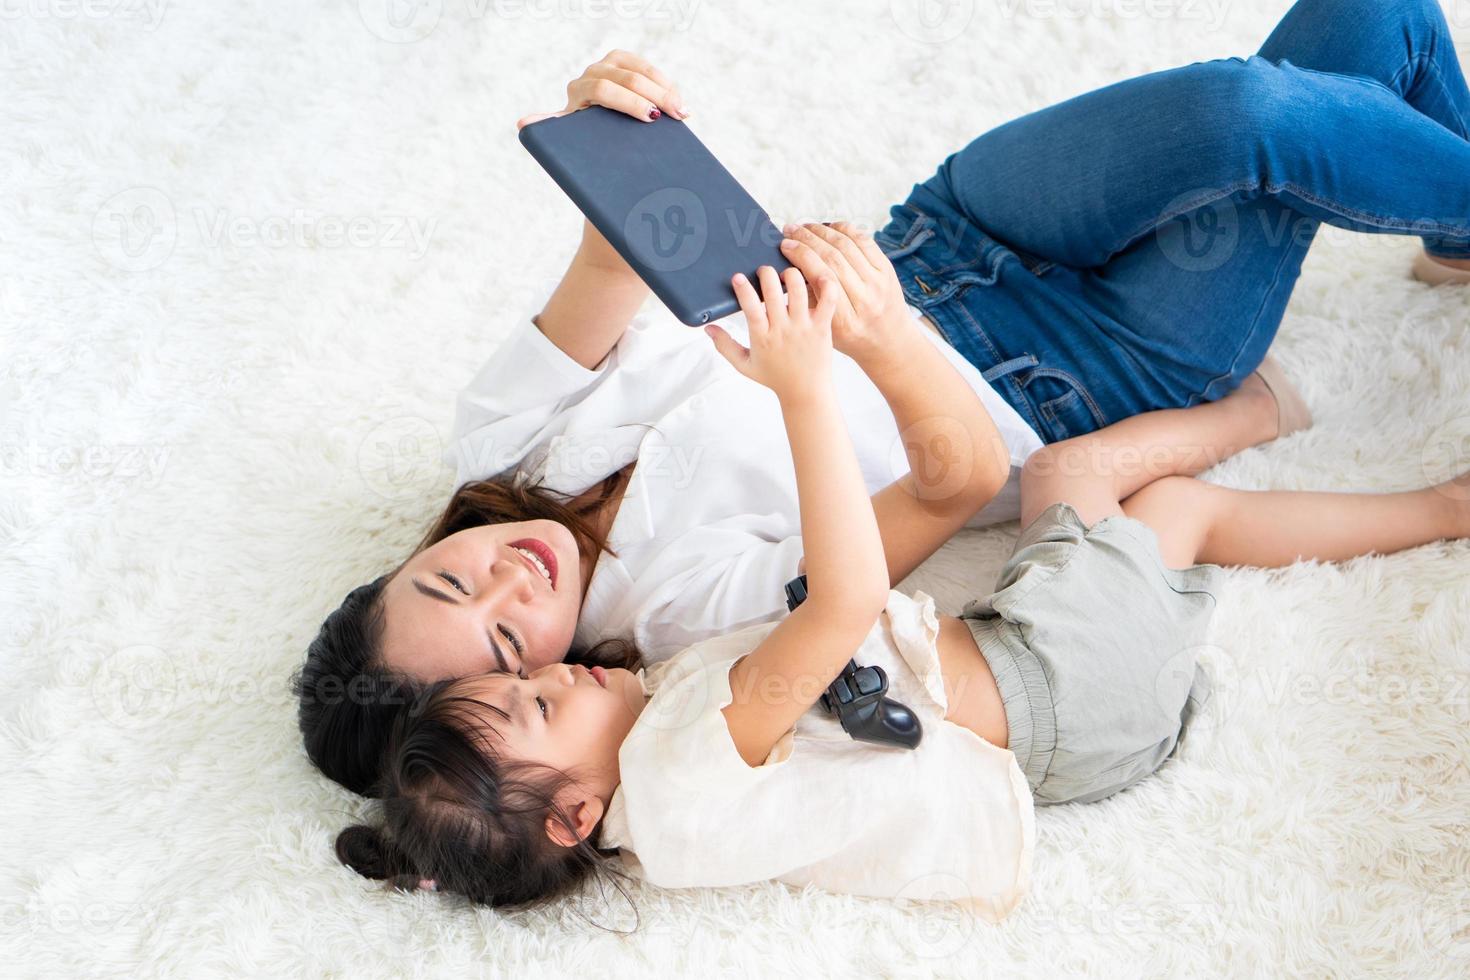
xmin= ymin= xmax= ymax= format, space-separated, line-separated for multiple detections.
xmin=3 ymin=0 xmax=1468 ymax=976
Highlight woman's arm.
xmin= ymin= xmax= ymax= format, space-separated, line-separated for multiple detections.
xmin=516 ymin=51 xmax=689 ymax=369
xmin=533 ymin=221 xmax=650 ymax=369
xmin=780 ymin=222 xmax=1011 ymax=585
xmin=705 ymin=268 xmax=890 ymax=767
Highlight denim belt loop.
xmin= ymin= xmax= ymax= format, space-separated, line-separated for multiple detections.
xmin=981 ymin=354 xmax=1039 ymax=384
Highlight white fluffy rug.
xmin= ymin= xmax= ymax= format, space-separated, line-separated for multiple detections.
xmin=4 ymin=0 xmax=1468 ymax=975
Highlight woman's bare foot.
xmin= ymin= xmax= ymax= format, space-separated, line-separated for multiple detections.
xmin=1244 ymin=355 xmax=1313 ymax=440
xmin=1412 ymin=249 xmax=1470 ymax=285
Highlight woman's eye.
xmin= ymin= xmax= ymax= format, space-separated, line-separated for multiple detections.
xmin=438 ymin=570 xmax=469 ymax=595
xmin=499 ymin=625 xmax=524 ymax=655
xmin=535 ymin=696 xmax=548 ymax=717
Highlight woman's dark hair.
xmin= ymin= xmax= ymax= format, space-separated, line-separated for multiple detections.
xmin=334 ymin=677 xmax=625 ymax=910
xmin=293 ymin=471 xmax=637 ymax=797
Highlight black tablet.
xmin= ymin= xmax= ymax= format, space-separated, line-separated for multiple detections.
xmin=519 ymin=106 xmax=792 ymax=326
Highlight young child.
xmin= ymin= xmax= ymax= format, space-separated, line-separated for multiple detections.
xmin=334 ymin=266 xmax=1470 ymax=919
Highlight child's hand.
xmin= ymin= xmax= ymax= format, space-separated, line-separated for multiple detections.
xmin=778 ymin=221 xmax=915 ymax=368
xmin=516 ymin=49 xmax=690 ymax=129
xmin=706 ymin=266 xmax=838 ymax=403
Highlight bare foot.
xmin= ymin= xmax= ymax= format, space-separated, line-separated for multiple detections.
xmin=1412 ymin=249 xmax=1470 ymax=284
xmin=1242 ymin=356 xmax=1313 ymax=440
xmin=1224 ymin=371 xmax=1283 ymax=444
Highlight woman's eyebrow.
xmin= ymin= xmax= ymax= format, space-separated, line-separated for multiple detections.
xmin=412 ymin=578 xmax=457 ymax=604
xmin=487 ymin=632 xmax=512 ymax=674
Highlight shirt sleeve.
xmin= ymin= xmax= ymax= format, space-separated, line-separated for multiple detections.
xmin=442 ymin=279 xmax=627 ymax=485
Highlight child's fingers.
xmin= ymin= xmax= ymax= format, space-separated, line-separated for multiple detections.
xmin=756 ymin=265 xmax=786 ymax=325
xmin=782 ymin=267 xmax=808 ymax=317
xmin=731 ymin=272 xmax=767 ymax=333
xmin=704 ymin=324 xmax=750 ymax=371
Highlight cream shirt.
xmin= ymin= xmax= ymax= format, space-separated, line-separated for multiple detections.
xmin=444 ymin=286 xmax=1045 ymax=662
xmin=598 ymin=590 xmax=1036 ymax=920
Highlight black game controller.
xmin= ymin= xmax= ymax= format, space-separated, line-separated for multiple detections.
xmin=784 ymin=575 xmax=922 ymax=750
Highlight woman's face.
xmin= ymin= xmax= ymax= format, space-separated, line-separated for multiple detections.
xmin=378 ymin=519 xmax=585 ymax=681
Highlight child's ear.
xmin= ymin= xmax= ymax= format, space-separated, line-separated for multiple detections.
xmin=545 ymin=794 xmax=606 ymax=848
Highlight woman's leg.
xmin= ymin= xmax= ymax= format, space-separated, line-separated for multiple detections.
xmin=909 ymin=0 xmax=1470 ymax=405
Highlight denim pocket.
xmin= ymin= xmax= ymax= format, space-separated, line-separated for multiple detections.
xmin=1022 ymin=368 xmax=1108 ymax=442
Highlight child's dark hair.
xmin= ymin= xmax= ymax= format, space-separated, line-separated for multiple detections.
xmin=333 ymin=676 xmax=629 ymax=910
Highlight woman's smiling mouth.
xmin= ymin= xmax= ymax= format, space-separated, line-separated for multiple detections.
xmin=508 ymin=538 xmax=557 ymax=589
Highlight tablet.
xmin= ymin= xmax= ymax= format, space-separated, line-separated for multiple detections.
xmin=519 ymin=106 xmax=792 ymax=326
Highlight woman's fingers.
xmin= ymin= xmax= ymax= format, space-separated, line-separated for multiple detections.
xmin=829 ymin=221 xmax=891 ymax=272
xmin=783 ymin=224 xmax=862 ymax=295
xmin=568 ymin=75 xmax=663 ymax=121
xmin=804 ymin=222 xmax=877 ymax=275
xmin=600 ymin=49 xmax=689 ymax=117
xmin=515 ymin=111 xmax=558 ymax=131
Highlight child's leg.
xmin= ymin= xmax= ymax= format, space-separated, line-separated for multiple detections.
xmin=1122 ymin=474 xmax=1470 ymax=569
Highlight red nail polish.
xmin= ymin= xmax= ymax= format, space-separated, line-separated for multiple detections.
xmin=648 ymin=107 xmax=661 ymax=120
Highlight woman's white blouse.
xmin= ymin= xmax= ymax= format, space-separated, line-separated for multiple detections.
xmin=444 ymin=288 xmax=1044 ymax=662
xmin=598 ymin=590 xmax=1036 ymax=920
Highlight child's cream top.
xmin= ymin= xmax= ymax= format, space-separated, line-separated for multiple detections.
xmin=597 ymin=591 xmax=1036 ymax=921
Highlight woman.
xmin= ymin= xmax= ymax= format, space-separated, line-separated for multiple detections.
xmin=295 ymin=0 xmax=1470 ymax=796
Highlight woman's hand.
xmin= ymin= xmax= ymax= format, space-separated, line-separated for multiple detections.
xmin=516 ymin=50 xmax=690 ymax=129
xmin=706 ymin=266 xmax=838 ymax=404
xmin=777 ymin=221 xmax=917 ymax=369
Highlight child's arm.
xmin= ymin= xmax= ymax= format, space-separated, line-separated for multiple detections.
xmin=705 ymin=268 xmax=891 ymax=767
xmin=781 ymin=222 xmax=1011 ymax=585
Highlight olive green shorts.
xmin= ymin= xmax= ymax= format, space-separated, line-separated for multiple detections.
xmin=961 ymin=502 xmax=1223 ymax=806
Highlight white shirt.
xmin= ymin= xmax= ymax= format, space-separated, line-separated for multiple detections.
xmin=598 ymin=590 xmax=1035 ymax=920
xmin=444 ymin=286 xmax=1044 ymax=662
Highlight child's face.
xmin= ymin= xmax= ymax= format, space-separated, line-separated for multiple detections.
xmin=452 ymin=663 xmax=646 ymax=801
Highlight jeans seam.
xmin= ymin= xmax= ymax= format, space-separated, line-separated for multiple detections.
xmin=1203 ymin=237 xmax=1297 ymax=401
xmin=951 ymin=300 xmax=1047 ymax=436
xmin=1391 ymin=53 xmax=1470 ymax=139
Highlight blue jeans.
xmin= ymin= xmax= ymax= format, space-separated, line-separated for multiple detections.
xmin=878 ymin=0 xmax=1470 ymax=443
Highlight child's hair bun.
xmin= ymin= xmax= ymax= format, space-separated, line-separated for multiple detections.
xmin=335 ymin=823 xmax=396 ymax=880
